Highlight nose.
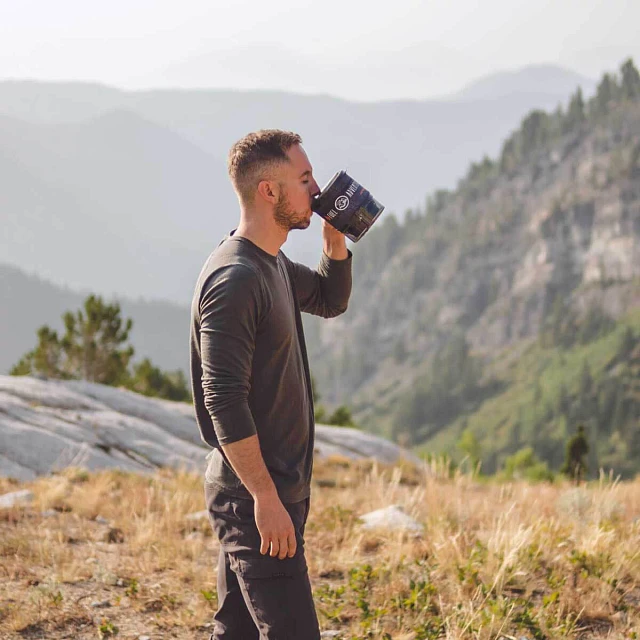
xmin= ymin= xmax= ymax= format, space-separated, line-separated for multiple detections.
xmin=310 ymin=178 xmax=321 ymax=198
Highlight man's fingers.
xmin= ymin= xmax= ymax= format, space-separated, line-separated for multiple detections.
xmin=269 ymin=538 xmax=280 ymax=558
xmin=260 ymin=534 xmax=269 ymax=555
xmin=277 ymin=535 xmax=289 ymax=560
xmin=287 ymin=531 xmax=297 ymax=558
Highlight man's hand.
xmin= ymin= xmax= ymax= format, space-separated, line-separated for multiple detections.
xmin=322 ymin=220 xmax=348 ymax=260
xmin=220 ymin=435 xmax=296 ymax=560
xmin=254 ymin=492 xmax=297 ymax=559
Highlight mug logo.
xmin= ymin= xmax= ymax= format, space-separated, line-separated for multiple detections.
xmin=335 ymin=195 xmax=350 ymax=211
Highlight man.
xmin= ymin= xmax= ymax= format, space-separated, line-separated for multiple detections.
xmin=190 ymin=129 xmax=352 ymax=639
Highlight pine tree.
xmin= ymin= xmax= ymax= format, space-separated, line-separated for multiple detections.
xmin=327 ymin=406 xmax=357 ymax=428
xmin=564 ymin=88 xmax=586 ymax=133
xmin=62 ymin=295 xmax=134 ymax=384
xmin=12 ymin=295 xmax=192 ymax=402
xmin=129 ymin=358 xmax=190 ymax=402
xmin=11 ymin=294 xmax=134 ymax=385
xmin=561 ymin=424 xmax=589 ymax=484
xmin=591 ymin=72 xmax=618 ymax=117
xmin=620 ymin=58 xmax=640 ymax=101
xmin=10 ymin=326 xmax=66 ymax=379
xmin=520 ymin=110 xmax=551 ymax=158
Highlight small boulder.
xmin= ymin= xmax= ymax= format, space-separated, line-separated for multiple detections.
xmin=0 ymin=489 xmax=34 ymax=509
xmin=358 ymin=505 xmax=424 ymax=534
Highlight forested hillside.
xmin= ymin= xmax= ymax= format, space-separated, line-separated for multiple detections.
xmin=307 ymin=59 xmax=640 ymax=477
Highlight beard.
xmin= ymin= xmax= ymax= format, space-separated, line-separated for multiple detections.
xmin=273 ymin=187 xmax=312 ymax=231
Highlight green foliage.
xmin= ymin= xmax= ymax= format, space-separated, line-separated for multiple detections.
xmin=340 ymin=59 xmax=640 ymax=316
xmin=430 ymin=310 xmax=640 ymax=478
xmin=10 ymin=326 xmax=67 ymax=379
xmin=200 ymin=588 xmax=218 ymax=610
xmin=392 ymin=331 xmax=486 ymax=445
xmin=577 ymin=306 xmax=616 ymax=345
xmin=351 ymin=213 xmax=407 ymax=286
xmin=591 ymin=73 xmax=619 ymax=118
xmin=312 ymin=58 xmax=640 ymax=478
xmin=98 ymin=618 xmax=119 ymax=637
xmin=460 ymin=155 xmax=498 ymax=200
xmin=497 ymin=58 xmax=640 ymax=176
xmin=315 ymin=582 xmax=346 ymax=623
xmin=326 ymin=405 xmax=357 ymax=427
xmin=129 ymin=358 xmax=190 ymax=402
xmin=10 ymin=295 xmax=133 ymax=385
xmin=313 ymin=373 xmax=360 ymax=427
xmin=315 ymin=404 xmax=360 ymax=428
xmin=457 ymin=427 xmax=482 ymax=470
xmin=502 ymin=447 xmax=554 ymax=482
xmin=563 ymin=87 xmax=586 ymax=132
xmin=539 ymin=298 xmax=615 ymax=349
xmin=620 ymin=57 xmax=640 ymax=100
xmin=124 ymin=577 xmax=139 ymax=598
xmin=11 ymin=294 xmax=190 ymax=402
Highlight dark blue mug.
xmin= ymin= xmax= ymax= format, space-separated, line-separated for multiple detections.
xmin=311 ymin=170 xmax=385 ymax=242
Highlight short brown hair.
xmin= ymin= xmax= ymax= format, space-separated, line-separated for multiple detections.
xmin=227 ymin=129 xmax=302 ymax=203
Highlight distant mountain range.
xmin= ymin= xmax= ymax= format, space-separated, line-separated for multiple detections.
xmin=1 ymin=64 xmax=595 ymax=302
xmin=454 ymin=64 xmax=595 ymax=101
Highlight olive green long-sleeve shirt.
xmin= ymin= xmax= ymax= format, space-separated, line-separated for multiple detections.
xmin=190 ymin=233 xmax=352 ymax=503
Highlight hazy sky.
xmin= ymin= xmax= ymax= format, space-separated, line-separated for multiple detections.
xmin=2 ymin=0 xmax=639 ymax=100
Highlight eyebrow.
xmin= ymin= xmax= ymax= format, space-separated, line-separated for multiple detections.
xmin=299 ymin=170 xmax=312 ymax=178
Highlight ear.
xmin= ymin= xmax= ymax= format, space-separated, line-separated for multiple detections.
xmin=256 ymin=179 xmax=279 ymax=205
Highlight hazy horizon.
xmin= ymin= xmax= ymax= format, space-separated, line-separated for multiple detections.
xmin=2 ymin=0 xmax=639 ymax=101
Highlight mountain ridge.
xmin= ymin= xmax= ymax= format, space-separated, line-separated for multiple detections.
xmin=1 ymin=68 xmax=598 ymax=300
xmin=455 ymin=64 xmax=595 ymax=101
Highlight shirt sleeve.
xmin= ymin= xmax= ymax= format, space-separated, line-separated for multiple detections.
xmin=199 ymin=263 xmax=264 ymax=446
xmin=285 ymin=250 xmax=353 ymax=318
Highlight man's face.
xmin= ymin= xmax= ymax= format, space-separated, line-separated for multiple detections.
xmin=273 ymin=144 xmax=320 ymax=232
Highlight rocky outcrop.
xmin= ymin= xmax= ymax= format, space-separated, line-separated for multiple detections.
xmin=0 ymin=375 xmax=418 ymax=481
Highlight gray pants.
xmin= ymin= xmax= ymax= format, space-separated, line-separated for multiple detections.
xmin=204 ymin=482 xmax=321 ymax=640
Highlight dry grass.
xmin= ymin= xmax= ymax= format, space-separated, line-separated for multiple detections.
xmin=0 ymin=460 xmax=639 ymax=639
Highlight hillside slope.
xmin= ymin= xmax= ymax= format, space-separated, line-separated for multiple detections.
xmin=0 ymin=111 xmax=233 ymax=301
xmin=308 ymin=62 xmax=640 ymax=475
